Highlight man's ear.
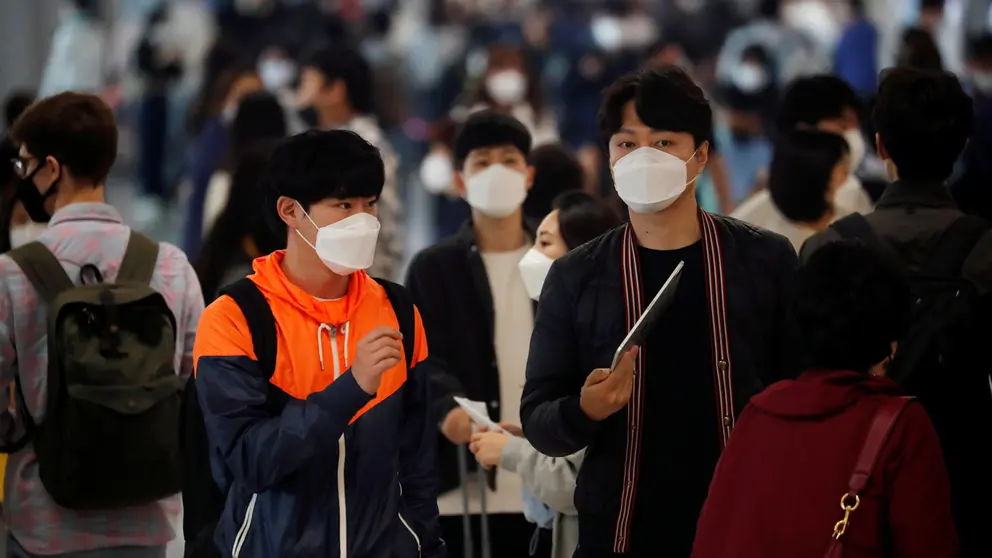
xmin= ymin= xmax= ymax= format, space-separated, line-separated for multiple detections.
xmin=277 ymin=196 xmax=304 ymax=230
xmin=453 ymin=171 xmax=468 ymax=196
xmin=524 ymin=165 xmax=536 ymax=191
xmin=695 ymin=140 xmax=710 ymax=167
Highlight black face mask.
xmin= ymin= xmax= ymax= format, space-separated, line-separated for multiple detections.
xmin=298 ymin=106 xmax=320 ymax=129
xmin=15 ymin=160 xmax=60 ymax=223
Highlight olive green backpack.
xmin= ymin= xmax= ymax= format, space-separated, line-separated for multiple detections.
xmin=7 ymin=231 xmax=183 ymax=510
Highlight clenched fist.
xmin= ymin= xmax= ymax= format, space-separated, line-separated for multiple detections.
xmin=579 ymin=346 xmax=638 ymax=421
xmin=351 ymin=326 xmax=404 ymax=395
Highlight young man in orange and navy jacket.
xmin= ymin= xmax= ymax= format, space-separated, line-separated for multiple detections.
xmin=193 ymin=130 xmax=445 ymax=558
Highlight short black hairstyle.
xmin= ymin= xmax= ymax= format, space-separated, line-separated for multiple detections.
xmin=261 ymin=129 xmax=384 ymax=232
xmin=302 ymin=44 xmax=375 ymax=115
xmin=451 ymin=110 xmax=532 ymax=171
xmin=776 ymin=75 xmax=862 ymax=134
xmin=4 ymin=91 xmax=34 ymax=129
xmin=553 ymin=190 xmax=622 ymax=250
xmin=523 ymin=144 xmax=583 ymax=221
xmin=874 ymin=67 xmax=972 ymax=183
xmin=11 ymin=92 xmax=117 ymax=185
xmin=597 ymin=66 xmax=713 ymax=149
xmin=794 ymin=240 xmax=911 ymax=373
xmin=769 ymin=130 xmax=848 ymax=222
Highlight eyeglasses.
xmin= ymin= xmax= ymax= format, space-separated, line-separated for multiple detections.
xmin=10 ymin=157 xmax=30 ymax=178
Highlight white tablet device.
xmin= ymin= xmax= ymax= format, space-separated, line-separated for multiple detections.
xmin=610 ymin=260 xmax=684 ymax=370
xmin=453 ymin=396 xmax=505 ymax=433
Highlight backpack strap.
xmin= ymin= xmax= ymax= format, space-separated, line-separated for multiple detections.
xmin=219 ymin=278 xmax=277 ymax=379
xmin=6 ymin=241 xmax=74 ymax=304
xmin=921 ymin=215 xmax=989 ymax=277
xmin=374 ymin=278 xmax=416 ymax=370
xmin=117 ymin=231 xmax=161 ymax=285
xmin=829 ymin=213 xmax=907 ymax=271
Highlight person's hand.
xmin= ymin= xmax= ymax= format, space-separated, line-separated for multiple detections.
xmin=441 ymin=407 xmax=474 ymax=444
xmin=351 ymin=326 xmax=403 ymax=395
xmin=498 ymin=423 xmax=523 ymax=437
xmin=579 ymin=347 xmax=638 ymax=421
xmin=469 ymin=430 xmax=510 ymax=469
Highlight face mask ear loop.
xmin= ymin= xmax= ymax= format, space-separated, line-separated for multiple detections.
xmin=294 ymin=201 xmax=321 ymax=251
xmin=685 ymin=147 xmax=702 ymax=187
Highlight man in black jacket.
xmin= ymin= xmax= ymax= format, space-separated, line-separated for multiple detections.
xmin=406 ymin=111 xmax=540 ymax=557
xmin=801 ymin=67 xmax=992 ymax=558
xmin=520 ymin=66 xmax=798 ymax=558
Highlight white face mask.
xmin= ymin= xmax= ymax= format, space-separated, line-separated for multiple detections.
xmin=295 ymin=205 xmax=381 ymax=275
xmin=730 ymin=63 xmax=769 ymax=93
xmin=259 ymin=59 xmax=296 ymax=91
xmin=842 ymin=128 xmax=866 ymax=174
xmin=613 ymin=147 xmax=699 ymax=214
xmin=464 ymin=164 xmax=528 ymax=218
xmin=485 ymin=70 xmax=527 ymax=105
xmin=9 ymin=222 xmax=48 ymax=249
xmin=419 ymin=152 xmax=455 ymax=194
xmin=518 ymin=247 xmax=555 ymax=301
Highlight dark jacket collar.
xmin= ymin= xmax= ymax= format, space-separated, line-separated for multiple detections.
xmin=875 ymin=180 xmax=958 ymax=211
xmin=453 ymin=216 xmax=538 ymax=249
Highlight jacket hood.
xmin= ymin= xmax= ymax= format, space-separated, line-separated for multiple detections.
xmin=248 ymin=250 xmax=371 ymax=325
xmin=750 ymin=370 xmax=905 ymax=420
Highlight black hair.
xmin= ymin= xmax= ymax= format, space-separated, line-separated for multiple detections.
xmin=186 ymin=38 xmax=248 ymax=136
xmin=523 ymin=144 xmax=583 ymax=221
xmin=897 ymin=28 xmax=944 ymax=71
xmin=768 ymin=130 xmax=848 ymax=223
xmin=226 ymin=91 xmax=287 ymax=170
xmin=451 ymin=110 xmax=532 ymax=170
xmin=197 ymin=142 xmax=287 ymax=300
xmin=597 ymin=66 xmax=713 ymax=149
xmin=12 ymin=92 xmax=117 ymax=185
xmin=302 ymin=44 xmax=375 ymax=115
xmin=4 ymin=91 xmax=34 ymax=130
xmin=793 ymin=240 xmax=910 ymax=373
xmin=873 ymin=67 xmax=972 ymax=183
xmin=261 ymin=129 xmax=384 ymax=233
xmin=776 ymin=75 xmax=862 ymax=134
xmin=553 ymin=190 xmax=622 ymax=250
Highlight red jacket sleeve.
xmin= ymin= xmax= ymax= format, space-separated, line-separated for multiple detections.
xmin=885 ymin=402 xmax=959 ymax=558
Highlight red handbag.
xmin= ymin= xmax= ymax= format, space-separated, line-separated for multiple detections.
xmin=824 ymin=396 xmax=915 ymax=558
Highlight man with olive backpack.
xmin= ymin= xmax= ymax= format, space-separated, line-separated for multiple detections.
xmin=0 ymin=92 xmax=204 ymax=557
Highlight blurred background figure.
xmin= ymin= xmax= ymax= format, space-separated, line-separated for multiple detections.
xmin=37 ymin=0 xmax=106 ymax=98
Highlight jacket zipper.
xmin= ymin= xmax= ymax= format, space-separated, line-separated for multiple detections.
xmin=330 ymin=326 xmax=348 ymax=558
xmin=397 ymin=483 xmax=422 ymax=557
xmin=232 ymin=493 xmax=258 ymax=557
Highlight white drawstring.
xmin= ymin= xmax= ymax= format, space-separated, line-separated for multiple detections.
xmin=342 ymin=322 xmax=351 ymax=368
xmin=316 ymin=322 xmax=352 ymax=371
xmin=317 ymin=323 xmax=334 ymax=371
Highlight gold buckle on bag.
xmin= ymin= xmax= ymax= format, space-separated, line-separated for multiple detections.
xmin=832 ymin=493 xmax=860 ymax=540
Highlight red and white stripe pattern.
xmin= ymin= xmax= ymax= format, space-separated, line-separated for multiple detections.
xmin=611 ymin=212 xmax=735 ymax=553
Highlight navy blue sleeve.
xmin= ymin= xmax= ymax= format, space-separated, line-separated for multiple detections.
xmin=196 ymin=355 xmax=373 ymax=493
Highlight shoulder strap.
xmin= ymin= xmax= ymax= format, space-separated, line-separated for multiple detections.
xmin=6 ymin=241 xmax=74 ymax=304
xmin=829 ymin=213 xmax=907 ymax=271
xmin=374 ymin=277 xmax=416 ymax=370
xmin=847 ymin=396 xmax=916 ymax=495
xmin=219 ymin=278 xmax=277 ymax=379
xmin=117 ymin=231 xmax=161 ymax=284
xmin=922 ymin=215 xmax=989 ymax=277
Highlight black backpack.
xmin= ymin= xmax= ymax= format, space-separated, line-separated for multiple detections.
xmin=4 ymin=232 xmax=184 ymax=509
xmin=180 ymin=277 xmax=417 ymax=558
xmin=830 ymin=213 xmax=989 ymax=386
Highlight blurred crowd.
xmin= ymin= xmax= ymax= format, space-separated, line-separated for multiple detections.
xmin=6 ymin=0 xmax=992 ymax=269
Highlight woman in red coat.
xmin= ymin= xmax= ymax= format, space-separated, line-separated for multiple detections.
xmin=692 ymin=241 xmax=958 ymax=558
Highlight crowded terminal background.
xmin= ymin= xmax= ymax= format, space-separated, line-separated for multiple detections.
xmin=2 ymin=1 xmax=992 ymax=558
xmin=2 ymin=0 xmax=990 ymax=272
